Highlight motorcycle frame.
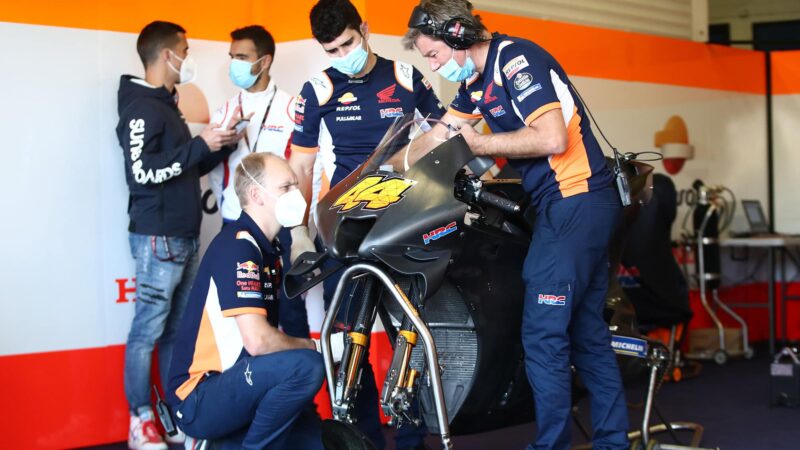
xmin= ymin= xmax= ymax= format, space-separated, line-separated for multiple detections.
xmin=320 ymin=262 xmax=453 ymax=450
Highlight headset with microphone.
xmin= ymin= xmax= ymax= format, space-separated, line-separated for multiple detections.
xmin=407 ymin=5 xmax=482 ymax=50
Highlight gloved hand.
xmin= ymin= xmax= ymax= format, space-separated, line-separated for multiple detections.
xmin=312 ymin=331 xmax=345 ymax=364
xmin=289 ymin=225 xmax=315 ymax=264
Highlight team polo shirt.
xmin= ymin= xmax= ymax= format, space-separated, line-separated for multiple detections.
xmin=167 ymin=212 xmax=285 ymax=407
xmin=449 ymin=33 xmax=613 ymax=209
xmin=291 ymin=55 xmax=444 ymax=195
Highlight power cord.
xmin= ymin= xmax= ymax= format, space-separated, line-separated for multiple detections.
xmin=571 ymin=82 xmax=633 ymax=206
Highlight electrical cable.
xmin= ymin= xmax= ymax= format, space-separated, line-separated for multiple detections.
xmin=570 ymin=83 xmax=633 ymax=205
xmin=624 ymin=151 xmax=663 ymax=162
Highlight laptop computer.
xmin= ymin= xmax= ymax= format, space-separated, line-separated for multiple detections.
xmin=742 ymin=199 xmax=771 ymax=235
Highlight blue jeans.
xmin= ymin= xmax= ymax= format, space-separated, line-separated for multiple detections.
xmin=522 ymin=188 xmax=629 ymax=450
xmin=175 ymin=350 xmax=325 ymax=450
xmin=125 ymin=233 xmax=199 ymax=414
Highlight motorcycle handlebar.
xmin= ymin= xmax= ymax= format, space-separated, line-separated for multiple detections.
xmin=476 ymin=190 xmax=521 ymax=215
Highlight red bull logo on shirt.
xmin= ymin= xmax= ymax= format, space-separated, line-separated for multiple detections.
xmin=237 ymin=261 xmax=260 ymax=280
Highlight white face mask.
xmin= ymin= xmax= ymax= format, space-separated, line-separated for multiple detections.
xmin=241 ymin=163 xmax=307 ymax=227
xmin=167 ymin=50 xmax=197 ymax=84
xmin=274 ymin=189 xmax=307 ymax=227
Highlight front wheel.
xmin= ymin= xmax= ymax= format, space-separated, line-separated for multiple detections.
xmin=321 ymin=419 xmax=377 ymax=450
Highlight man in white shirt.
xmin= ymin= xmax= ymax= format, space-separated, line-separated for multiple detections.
xmin=209 ymin=25 xmax=296 ymax=224
xmin=209 ymin=25 xmax=313 ymax=339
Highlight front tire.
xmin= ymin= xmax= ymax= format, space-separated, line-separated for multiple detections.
xmin=321 ymin=419 xmax=377 ymax=450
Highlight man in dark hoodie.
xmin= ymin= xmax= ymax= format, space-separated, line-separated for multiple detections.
xmin=116 ymin=20 xmax=242 ymax=450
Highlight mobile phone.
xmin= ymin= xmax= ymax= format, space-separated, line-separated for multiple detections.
xmin=233 ymin=119 xmax=250 ymax=134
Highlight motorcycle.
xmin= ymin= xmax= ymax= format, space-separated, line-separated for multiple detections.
xmin=285 ymin=114 xmax=657 ymax=450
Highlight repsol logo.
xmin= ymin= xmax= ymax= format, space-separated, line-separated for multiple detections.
xmin=128 ymin=118 xmax=183 ymax=184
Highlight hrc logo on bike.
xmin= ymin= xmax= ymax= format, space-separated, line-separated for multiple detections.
xmin=331 ymin=176 xmax=416 ymax=213
xmin=423 ymin=221 xmax=457 ymax=245
xmin=537 ymin=294 xmax=566 ymax=306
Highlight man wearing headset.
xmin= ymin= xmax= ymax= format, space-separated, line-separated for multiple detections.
xmin=288 ymin=1 xmax=444 ymax=449
xmin=403 ymin=1 xmax=629 ymax=449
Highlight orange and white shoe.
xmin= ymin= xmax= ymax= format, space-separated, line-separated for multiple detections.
xmin=128 ymin=415 xmax=168 ymax=450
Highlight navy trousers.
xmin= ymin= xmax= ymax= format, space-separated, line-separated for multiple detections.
xmin=521 ymin=187 xmax=629 ymax=450
xmin=175 ymin=350 xmax=325 ymax=450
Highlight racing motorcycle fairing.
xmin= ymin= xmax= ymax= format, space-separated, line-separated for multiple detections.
xmin=283 ymin=250 xmax=342 ymax=299
xmin=315 ymin=117 xmax=477 ymax=299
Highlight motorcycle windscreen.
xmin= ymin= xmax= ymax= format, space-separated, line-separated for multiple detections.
xmin=316 ymin=115 xmax=472 ymax=277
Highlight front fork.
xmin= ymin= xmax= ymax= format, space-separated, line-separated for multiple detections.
xmin=332 ymin=276 xmax=423 ymax=427
xmin=380 ymin=315 xmax=421 ymax=426
xmin=332 ymin=276 xmax=380 ymax=423
xmin=321 ymin=264 xmax=453 ymax=449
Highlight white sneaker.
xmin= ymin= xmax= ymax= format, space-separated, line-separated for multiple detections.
xmin=184 ymin=436 xmax=209 ymax=450
xmin=165 ymin=427 xmax=185 ymax=444
xmin=128 ymin=415 xmax=168 ymax=450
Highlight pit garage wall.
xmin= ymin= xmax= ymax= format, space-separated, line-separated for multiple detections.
xmin=773 ymin=50 xmax=800 ymax=234
xmin=0 ymin=1 xmax=795 ymax=448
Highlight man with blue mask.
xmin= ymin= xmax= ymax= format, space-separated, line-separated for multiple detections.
xmin=288 ymin=1 xmax=444 ymax=449
xmin=208 ymin=26 xmax=311 ymax=340
xmin=404 ymin=1 xmax=630 ymax=450
xmin=210 ymin=26 xmax=296 ymax=225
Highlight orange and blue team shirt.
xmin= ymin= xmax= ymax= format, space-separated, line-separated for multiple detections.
xmin=291 ymin=55 xmax=444 ymax=194
xmin=449 ymin=33 xmax=613 ymax=209
xmin=166 ymin=211 xmax=285 ymax=407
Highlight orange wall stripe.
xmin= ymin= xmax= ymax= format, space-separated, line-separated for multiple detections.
xmin=0 ymin=345 xmax=130 ymax=449
xmin=0 ymin=330 xmax=395 ymax=449
xmin=772 ymin=50 xmax=800 ymax=95
xmin=0 ymin=0 xmax=320 ymax=43
xmin=367 ymin=0 xmax=766 ymax=95
xmin=2 ymin=0 xmax=774 ymax=93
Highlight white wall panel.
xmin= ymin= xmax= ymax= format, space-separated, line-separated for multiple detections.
xmin=569 ymin=76 xmax=768 ymax=236
xmin=773 ymin=94 xmax=800 ymax=233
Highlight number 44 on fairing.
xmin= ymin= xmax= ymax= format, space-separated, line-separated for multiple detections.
xmin=331 ymin=175 xmax=416 ymax=213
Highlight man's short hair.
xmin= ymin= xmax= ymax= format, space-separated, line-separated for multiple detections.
xmin=235 ymin=153 xmax=283 ymax=207
xmin=402 ymin=0 xmax=486 ymax=50
xmin=231 ymin=25 xmax=276 ymax=58
xmin=310 ymin=0 xmax=363 ymax=44
xmin=137 ymin=21 xmax=186 ymax=68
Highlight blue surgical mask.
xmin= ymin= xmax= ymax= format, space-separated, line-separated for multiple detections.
xmin=229 ymin=56 xmax=266 ymax=89
xmin=330 ymin=38 xmax=368 ymax=76
xmin=437 ymin=48 xmax=475 ymax=83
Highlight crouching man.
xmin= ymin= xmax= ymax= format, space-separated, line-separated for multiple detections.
xmin=167 ymin=153 xmax=325 ymax=450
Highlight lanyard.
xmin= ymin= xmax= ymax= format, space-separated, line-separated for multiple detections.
xmin=240 ymin=85 xmax=277 ymax=153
